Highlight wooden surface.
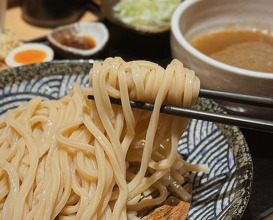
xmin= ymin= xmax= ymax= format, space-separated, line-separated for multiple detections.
xmin=142 ymin=183 xmax=192 ymax=220
xmin=5 ymin=6 xmax=98 ymax=42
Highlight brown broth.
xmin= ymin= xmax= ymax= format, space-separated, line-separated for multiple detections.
xmin=58 ymin=34 xmax=96 ymax=50
xmin=189 ymin=30 xmax=273 ymax=73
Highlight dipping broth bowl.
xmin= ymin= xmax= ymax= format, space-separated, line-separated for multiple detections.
xmin=170 ymin=0 xmax=273 ymax=119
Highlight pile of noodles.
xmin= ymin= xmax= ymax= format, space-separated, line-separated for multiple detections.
xmin=0 ymin=57 xmax=208 ymax=219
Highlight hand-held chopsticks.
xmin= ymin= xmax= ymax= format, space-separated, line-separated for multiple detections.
xmin=87 ymin=95 xmax=273 ymax=133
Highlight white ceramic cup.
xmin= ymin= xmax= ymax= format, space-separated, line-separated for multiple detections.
xmin=170 ymin=0 xmax=273 ymax=119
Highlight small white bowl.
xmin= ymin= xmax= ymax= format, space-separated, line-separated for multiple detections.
xmin=47 ymin=22 xmax=109 ymax=58
xmin=5 ymin=43 xmax=54 ymax=67
xmin=170 ymin=0 xmax=273 ymax=119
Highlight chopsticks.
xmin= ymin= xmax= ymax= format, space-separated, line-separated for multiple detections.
xmin=87 ymin=91 xmax=273 ymax=133
xmin=200 ymin=89 xmax=273 ymax=108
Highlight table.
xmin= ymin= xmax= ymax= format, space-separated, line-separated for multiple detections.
xmin=5 ymin=5 xmax=273 ymax=219
xmin=5 ymin=6 xmax=97 ymax=41
xmin=240 ymin=129 xmax=273 ymax=220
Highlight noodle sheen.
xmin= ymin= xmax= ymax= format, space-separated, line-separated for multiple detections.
xmin=0 ymin=57 xmax=207 ymax=219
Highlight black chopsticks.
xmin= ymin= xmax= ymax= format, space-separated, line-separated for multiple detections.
xmin=87 ymin=90 xmax=273 ymax=133
xmin=200 ymin=89 xmax=273 ymax=108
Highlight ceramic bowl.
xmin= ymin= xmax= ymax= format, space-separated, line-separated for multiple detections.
xmin=47 ymin=22 xmax=109 ymax=58
xmin=5 ymin=43 xmax=54 ymax=67
xmin=170 ymin=0 xmax=273 ymax=119
xmin=98 ymin=0 xmax=179 ymax=35
xmin=0 ymin=60 xmax=252 ymax=220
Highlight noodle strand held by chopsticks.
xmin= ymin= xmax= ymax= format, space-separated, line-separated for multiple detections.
xmin=0 ymin=57 xmax=208 ymax=220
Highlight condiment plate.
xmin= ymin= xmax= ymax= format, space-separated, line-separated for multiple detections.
xmin=47 ymin=22 xmax=109 ymax=58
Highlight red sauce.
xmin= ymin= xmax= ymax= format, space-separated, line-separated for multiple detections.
xmin=59 ymin=34 xmax=96 ymax=50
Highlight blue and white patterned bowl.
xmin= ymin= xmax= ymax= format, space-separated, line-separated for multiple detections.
xmin=0 ymin=60 xmax=253 ymax=219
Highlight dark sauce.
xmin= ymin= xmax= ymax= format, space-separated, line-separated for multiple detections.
xmin=59 ymin=34 xmax=96 ymax=50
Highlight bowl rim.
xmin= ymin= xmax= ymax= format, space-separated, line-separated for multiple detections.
xmin=171 ymin=0 xmax=273 ymax=79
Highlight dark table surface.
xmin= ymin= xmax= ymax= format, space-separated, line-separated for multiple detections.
xmin=40 ymin=19 xmax=273 ymax=220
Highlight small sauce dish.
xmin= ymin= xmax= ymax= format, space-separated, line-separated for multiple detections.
xmin=5 ymin=43 xmax=54 ymax=67
xmin=47 ymin=22 xmax=109 ymax=59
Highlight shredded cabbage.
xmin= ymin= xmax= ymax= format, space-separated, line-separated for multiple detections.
xmin=113 ymin=0 xmax=181 ymax=30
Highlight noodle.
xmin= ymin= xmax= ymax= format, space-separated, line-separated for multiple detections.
xmin=0 ymin=57 xmax=208 ymax=219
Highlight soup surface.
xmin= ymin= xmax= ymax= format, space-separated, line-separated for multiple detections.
xmin=190 ymin=30 xmax=273 ymax=73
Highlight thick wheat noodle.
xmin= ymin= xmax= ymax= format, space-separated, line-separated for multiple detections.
xmin=0 ymin=57 xmax=208 ymax=219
